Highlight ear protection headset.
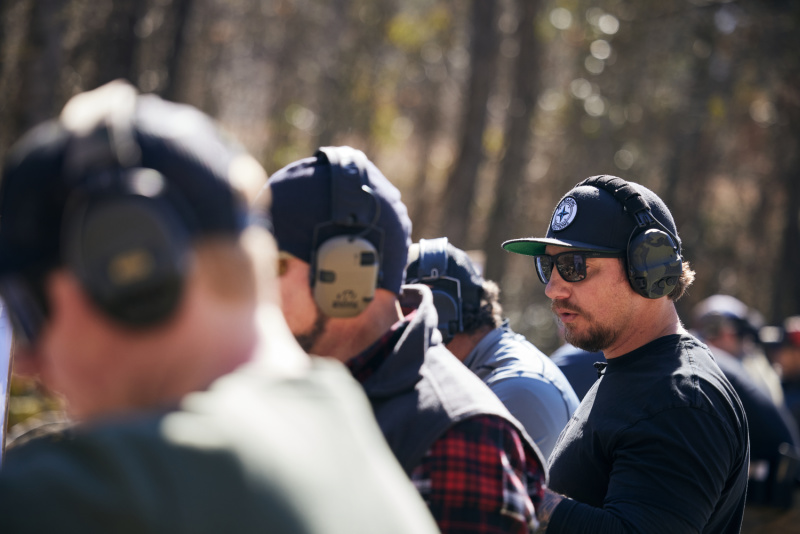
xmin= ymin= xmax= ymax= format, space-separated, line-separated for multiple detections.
xmin=310 ymin=147 xmax=382 ymax=318
xmin=60 ymin=84 xmax=191 ymax=327
xmin=578 ymin=175 xmax=683 ymax=299
xmin=0 ymin=83 xmax=194 ymax=346
xmin=408 ymin=237 xmax=463 ymax=343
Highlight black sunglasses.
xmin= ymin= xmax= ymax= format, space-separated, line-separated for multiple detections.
xmin=535 ymin=250 xmax=624 ymax=284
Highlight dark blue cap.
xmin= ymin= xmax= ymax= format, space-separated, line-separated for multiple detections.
xmin=0 ymin=81 xmax=248 ymax=277
xmin=268 ymin=147 xmax=412 ymax=295
xmin=502 ymin=176 xmax=679 ymax=256
xmin=405 ymin=238 xmax=484 ymax=308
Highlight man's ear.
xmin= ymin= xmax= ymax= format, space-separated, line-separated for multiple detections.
xmin=281 ymin=254 xmax=311 ymax=281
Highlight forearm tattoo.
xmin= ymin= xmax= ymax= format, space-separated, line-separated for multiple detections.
xmin=536 ymin=488 xmax=565 ymax=533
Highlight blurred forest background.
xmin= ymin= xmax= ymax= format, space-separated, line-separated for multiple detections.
xmin=1 ymin=0 xmax=799 ymax=426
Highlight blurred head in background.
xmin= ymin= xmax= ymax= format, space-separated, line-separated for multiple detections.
xmin=0 ymin=80 xmax=269 ymax=419
xmin=405 ymin=238 xmax=501 ymax=358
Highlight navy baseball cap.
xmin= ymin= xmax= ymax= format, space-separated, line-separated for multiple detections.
xmin=406 ymin=238 xmax=484 ymax=308
xmin=502 ymin=176 xmax=680 ymax=256
xmin=267 ymin=147 xmax=412 ymax=295
xmin=0 ymin=80 xmax=248 ymax=277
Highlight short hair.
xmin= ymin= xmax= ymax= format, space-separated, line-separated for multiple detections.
xmin=462 ymin=280 xmax=504 ymax=334
xmin=667 ymin=260 xmax=695 ymax=301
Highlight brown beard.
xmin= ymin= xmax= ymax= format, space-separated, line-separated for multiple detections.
xmin=552 ymin=300 xmax=616 ymax=353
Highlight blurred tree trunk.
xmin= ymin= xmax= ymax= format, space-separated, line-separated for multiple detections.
xmin=440 ymin=0 xmax=501 ymax=249
xmin=161 ymin=0 xmax=195 ymax=102
xmin=313 ymin=0 xmax=351 ymax=149
xmin=660 ymin=20 xmax=716 ymax=234
xmin=408 ymin=77 xmax=445 ymax=237
xmin=188 ymin=2 xmax=227 ymax=118
xmin=18 ymin=0 xmax=66 ymax=130
xmin=775 ymin=148 xmax=800 ymax=319
xmin=0 ymin=0 xmax=34 ymax=163
xmin=659 ymin=13 xmax=721 ymax=321
xmin=769 ymin=3 xmax=800 ymax=320
xmin=261 ymin=3 xmax=308 ymax=170
xmin=482 ymin=0 xmax=542 ymax=283
xmin=68 ymin=0 xmax=145 ymax=89
xmin=407 ymin=1 xmax=459 ymax=239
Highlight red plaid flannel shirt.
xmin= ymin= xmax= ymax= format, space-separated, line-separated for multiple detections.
xmin=348 ymin=314 xmax=545 ymax=533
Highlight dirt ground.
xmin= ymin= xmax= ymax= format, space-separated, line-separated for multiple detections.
xmin=741 ymin=489 xmax=800 ymax=534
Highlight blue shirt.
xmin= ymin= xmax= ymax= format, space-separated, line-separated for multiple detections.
xmin=463 ymin=324 xmax=580 ymax=460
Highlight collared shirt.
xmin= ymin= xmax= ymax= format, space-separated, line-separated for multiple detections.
xmin=348 ymin=315 xmax=545 ymax=534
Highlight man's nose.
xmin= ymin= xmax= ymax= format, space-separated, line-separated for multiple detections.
xmin=544 ymin=268 xmax=571 ymax=301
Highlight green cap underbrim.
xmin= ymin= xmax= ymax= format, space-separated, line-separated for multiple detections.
xmin=502 ymin=237 xmax=622 ymax=257
xmin=502 ymin=239 xmax=547 ymax=256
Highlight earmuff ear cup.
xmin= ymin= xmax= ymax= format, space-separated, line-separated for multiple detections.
xmin=627 ymin=228 xmax=683 ymax=299
xmin=313 ymin=235 xmax=379 ymax=318
xmin=577 ymin=175 xmax=684 ymax=299
xmin=429 ymin=286 xmax=461 ymax=344
xmin=410 ymin=237 xmax=464 ymax=341
xmin=63 ymin=193 xmax=190 ymax=326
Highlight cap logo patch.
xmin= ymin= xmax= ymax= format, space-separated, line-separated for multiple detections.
xmin=551 ymin=197 xmax=577 ymax=231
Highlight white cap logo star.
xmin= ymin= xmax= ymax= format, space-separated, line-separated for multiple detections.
xmin=551 ymin=197 xmax=577 ymax=231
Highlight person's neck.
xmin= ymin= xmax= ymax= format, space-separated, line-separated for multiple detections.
xmin=140 ymin=298 xmax=258 ymax=406
xmin=603 ymin=302 xmax=686 ymax=360
xmin=447 ymin=324 xmax=494 ymax=362
xmin=311 ymin=290 xmax=404 ymax=364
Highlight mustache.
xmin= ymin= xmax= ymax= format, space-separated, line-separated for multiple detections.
xmin=551 ymin=299 xmax=583 ymax=315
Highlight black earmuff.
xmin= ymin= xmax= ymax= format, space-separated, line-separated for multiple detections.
xmin=310 ymin=146 xmax=382 ymax=318
xmin=578 ymin=175 xmax=683 ymax=299
xmin=62 ymin=179 xmax=190 ymax=326
xmin=408 ymin=237 xmax=463 ymax=343
xmin=60 ymin=85 xmax=191 ymax=327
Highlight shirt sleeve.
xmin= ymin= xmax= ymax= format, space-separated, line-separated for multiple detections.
xmin=491 ymin=378 xmax=574 ymax=459
xmin=410 ymin=414 xmax=545 ymax=534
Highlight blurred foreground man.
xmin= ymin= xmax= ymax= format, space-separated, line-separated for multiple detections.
xmin=503 ymin=176 xmax=749 ymax=533
xmin=267 ymin=147 xmax=546 ymax=533
xmin=405 ymin=237 xmax=579 ymax=459
xmin=0 ymin=81 xmax=439 ymax=534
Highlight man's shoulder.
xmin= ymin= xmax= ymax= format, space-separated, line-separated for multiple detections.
xmin=1 ymin=361 xmax=440 ymax=534
xmin=424 ymin=343 xmax=514 ymax=413
xmin=479 ymin=330 xmax=578 ymax=398
xmin=611 ymin=334 xmax=749 ymax=435
xmin=469 ymin=326 xmax=546 ymax=370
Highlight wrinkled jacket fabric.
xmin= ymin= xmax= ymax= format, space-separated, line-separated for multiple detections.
xmin=364 ymin=284 xmax=547 ymax=474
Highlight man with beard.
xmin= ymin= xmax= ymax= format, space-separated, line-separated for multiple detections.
xmin=266 ymin=147 xmax=547 ymax=533
xmin=0 ymin=81 xmax=440 ymax=533
xmin=502 ymin=176 xmax=749 ymax=533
